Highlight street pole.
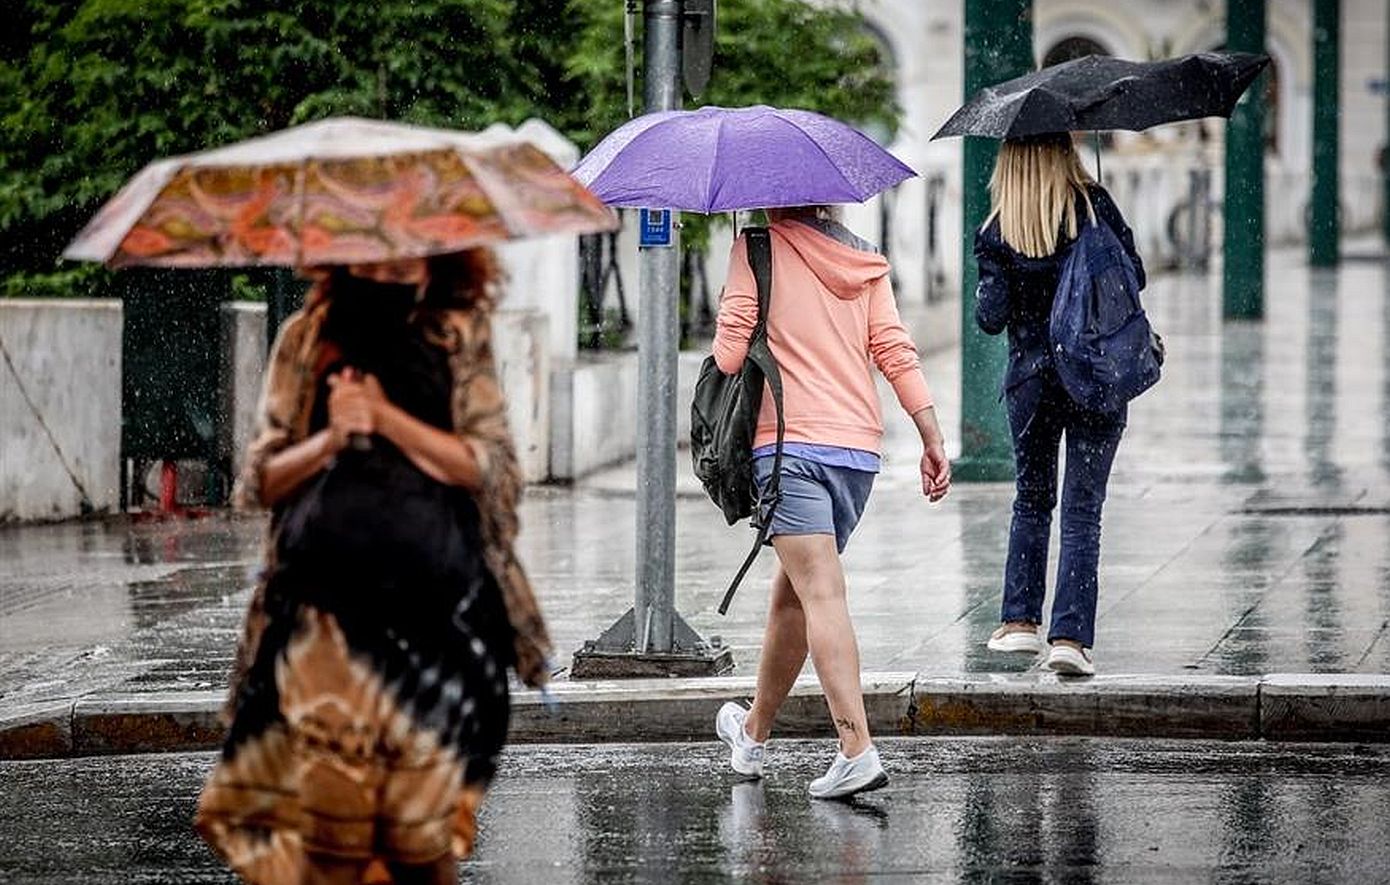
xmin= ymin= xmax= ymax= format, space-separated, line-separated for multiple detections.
xmin=635 ymin=0 xmax=682 ymax=656
xmin=955 ymin=0 xmax=1032 ymax=482
xmin=1384 ymin=0 xmax=1390 ymax=246
xmin=1310 ymin=0 xmax=1340 ymax=267
xmin=571 ymin=0 xmax=732 ymax=679
xmin=1223 ymin=0 xmax=1266 ymax=319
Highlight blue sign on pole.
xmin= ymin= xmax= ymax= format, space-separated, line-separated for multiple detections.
xmin=639 ymin=208 xmax=674 ymax=247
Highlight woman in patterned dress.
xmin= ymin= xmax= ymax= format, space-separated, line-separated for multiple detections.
xmin=196 ymin=250 xmax=552 ymax=884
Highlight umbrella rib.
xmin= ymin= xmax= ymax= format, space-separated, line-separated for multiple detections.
xmin=589 ymin=122 xmax=706 ymax=210
xmin=704 ymin=113 xmax=727 ymax=214
xmin=768 ymin=116 xmax=870 ymax=207
xmin=459 ymin=149 xmax=523 ymax=239
xmin=293 ymin=161 xmax=308 ymax=267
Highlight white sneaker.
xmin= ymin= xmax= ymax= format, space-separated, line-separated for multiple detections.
xmin=808 ymin=745 xmax=888 ymax=800
xmin=987 ymin=624 xmax=1044 ymax=654
xmin=1046 ymin=643 xmax=1095 ymax=676
xmin=716 ymin=702 xmax=765 ymax=778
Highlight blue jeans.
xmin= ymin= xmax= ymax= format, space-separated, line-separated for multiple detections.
xmin=1002 ymin=372 xmax=1125 ymax=648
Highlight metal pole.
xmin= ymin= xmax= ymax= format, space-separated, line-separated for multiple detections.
xmin=1224 ymin=0 xmax=1266 ymax=318
xmin=635 ymin=0 xmax=682 ymax=653
xmin=955 ymin=0 xmax=1032 ymax=483
xmin=1310 ymin=0 xmax=1340 ymax=267
xmin=570 ymin=0 xmax=732 ymax=678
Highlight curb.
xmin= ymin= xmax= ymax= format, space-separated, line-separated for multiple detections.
xmin=2 ymin=672 xmax=1387 ymax=761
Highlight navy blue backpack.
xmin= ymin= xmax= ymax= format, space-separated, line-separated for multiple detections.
xmin=1050 ymin=218 xmax=1163 ymax=413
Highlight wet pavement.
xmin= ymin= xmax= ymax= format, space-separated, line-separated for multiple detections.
xmin=2 ymin=244 xmax=1389 ymax=720
xmin=1 ymin=737 xmax=1388 ymax=882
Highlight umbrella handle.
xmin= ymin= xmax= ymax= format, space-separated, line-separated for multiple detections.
xmin=1093 ymin=131 xmax=1102 ymax=184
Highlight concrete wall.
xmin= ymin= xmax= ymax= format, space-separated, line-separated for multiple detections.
xmin=497 ymin=235 xmax=578 ymax=365
xmin=492 ymin=118 xmax=584 ymax=365
xmin=219 ymin=302 xmax=267 ymax=480
xmin=491 ymin=309 xmax=552 ymax=483
xmin=0 ymin=300 xmax=122 ymax=522
xmin=550 ymin=350 xmax=703 ymax=482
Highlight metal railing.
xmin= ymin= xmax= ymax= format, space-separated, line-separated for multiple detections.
xmin=578 ymin=228 xmax=631 ymax=350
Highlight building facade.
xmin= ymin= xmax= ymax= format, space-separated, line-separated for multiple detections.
xmin=806 ymin=0 xmax=1387 ymax=331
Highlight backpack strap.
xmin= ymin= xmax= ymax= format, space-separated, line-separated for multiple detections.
xmin=718 ymin=227 xmax=785 ymax=616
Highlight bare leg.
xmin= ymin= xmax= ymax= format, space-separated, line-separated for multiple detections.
xmin=744 ymin=564 xmax=808 ymax=742
xmin=771 ymin=534 xmax=870 ymax=758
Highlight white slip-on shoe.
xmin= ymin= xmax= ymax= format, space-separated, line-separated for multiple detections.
xmin=987 ymin=624 xmax=1044 ymax=654
xmin=716 ymin=702 xmax=766 ymax=778
xmin=808 ymin=745 xmax=888 ymax=800
xmin=1046 ymin=643 xmax=1095 ymax=676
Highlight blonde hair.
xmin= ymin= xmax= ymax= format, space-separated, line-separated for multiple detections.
xmin=984 ymin=134 xmax=1095 ymax=258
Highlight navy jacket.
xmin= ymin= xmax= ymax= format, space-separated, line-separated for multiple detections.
xmin=974 ymin=184 xmax=1145 ymax=395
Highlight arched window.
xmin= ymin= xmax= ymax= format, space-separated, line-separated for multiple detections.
xmin=1042 ymin=36 xmax=1109 ymax=69
xmin=1043 ymin=37 xmax=1114 ymax=149
xmin=848 ymin=21 xmax=897 ymax=146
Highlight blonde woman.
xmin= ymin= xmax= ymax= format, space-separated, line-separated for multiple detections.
xmin=712 ymin=206 xmax=950 ymax=799
xmin=975 ymin=133 xmax=1145 ymax=676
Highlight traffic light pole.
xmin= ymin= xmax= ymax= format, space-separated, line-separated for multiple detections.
xmin=572 ymin=0 xmax=732 ymax=678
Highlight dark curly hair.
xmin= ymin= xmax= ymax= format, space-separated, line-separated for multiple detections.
xmin=422 ymin=248 xmax=506 ymax=314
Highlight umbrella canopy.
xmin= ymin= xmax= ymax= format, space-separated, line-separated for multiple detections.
xmin=573 ymin=105 xmax=915 ymax=213
xmin=63 ymin=117 xmax=619 ymax=268
xmin=932 ymin=51 xmax=1270 ymax=140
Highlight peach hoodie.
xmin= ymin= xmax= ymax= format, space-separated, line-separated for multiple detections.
xmin=713 ymin=219 xmax=933 ymax=454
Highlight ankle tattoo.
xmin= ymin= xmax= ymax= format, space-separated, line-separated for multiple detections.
xmin=834 ymin=716 xmax=858 ymax=736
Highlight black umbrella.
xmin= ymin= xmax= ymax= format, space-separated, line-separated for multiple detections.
xmin=932 ymin=51 xmax=1270 ymax=140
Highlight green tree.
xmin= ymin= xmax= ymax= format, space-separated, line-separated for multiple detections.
xmin=547 ymin=0 xmax=898 ymax=258
xmin=0 ymin=0 xmax=897 ymax=297
xmin=555 ymin=0 xmax=897 ymax=151
xmin=1 ymin=0 xmax=526 ymax=295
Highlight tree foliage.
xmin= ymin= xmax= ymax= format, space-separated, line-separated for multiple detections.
xmin=0 ymin=0 xmax=898 ymax=296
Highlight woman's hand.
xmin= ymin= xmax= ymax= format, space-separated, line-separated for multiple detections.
xmin=326 ymin=368 xmax=380 ymax=450
xmin=912 ymin=406 xmax=952 ymax=502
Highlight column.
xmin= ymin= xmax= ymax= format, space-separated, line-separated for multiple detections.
xmin=1310 ymin=0 xmax=1340 ymax=266
xmin=956 ymin=0 xmax=1033 ymax=482
xmin=1224 ymin=0 xmax=1267 ymax=319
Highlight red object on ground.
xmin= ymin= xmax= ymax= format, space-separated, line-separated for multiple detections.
xmin=159 ymin=460 xmax=178 ymax=513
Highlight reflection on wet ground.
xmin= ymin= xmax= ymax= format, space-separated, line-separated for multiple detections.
xmin=1 ymin=738 xmax=1388 ymax=883
xmin=1 ymin=248 xmax=1389 ymax=715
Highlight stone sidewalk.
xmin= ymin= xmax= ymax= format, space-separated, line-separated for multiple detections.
xmin=3 ymin=245 xmax=1389 ymax=755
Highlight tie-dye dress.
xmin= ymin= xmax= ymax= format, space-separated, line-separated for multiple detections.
xmin=197 ymin=286 xmax=548 ymax=884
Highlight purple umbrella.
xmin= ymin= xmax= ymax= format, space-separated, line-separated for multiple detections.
xmin=573 ymin=105 xmax=916 ymax=213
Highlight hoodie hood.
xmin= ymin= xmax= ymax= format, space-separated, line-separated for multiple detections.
xmin=771 ymin=218 xmax=889 ymax=301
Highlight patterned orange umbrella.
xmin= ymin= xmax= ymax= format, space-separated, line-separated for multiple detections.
xmin=63 ymin=117 xmax=619 ymax=268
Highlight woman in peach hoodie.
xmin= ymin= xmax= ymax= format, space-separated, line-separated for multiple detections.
xmin=712 ymin=206 xmax=950 ymax=799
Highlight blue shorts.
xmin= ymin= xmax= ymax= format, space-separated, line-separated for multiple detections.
xmin=753 ymin=455 xmax=876 ymax=553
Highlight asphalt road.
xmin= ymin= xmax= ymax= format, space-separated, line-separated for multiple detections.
xmin=2 ymin=737 xmax=1389 ymax=883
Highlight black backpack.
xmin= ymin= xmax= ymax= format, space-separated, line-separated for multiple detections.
xmin=690 ymin=227 xmax=785 ymax=615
